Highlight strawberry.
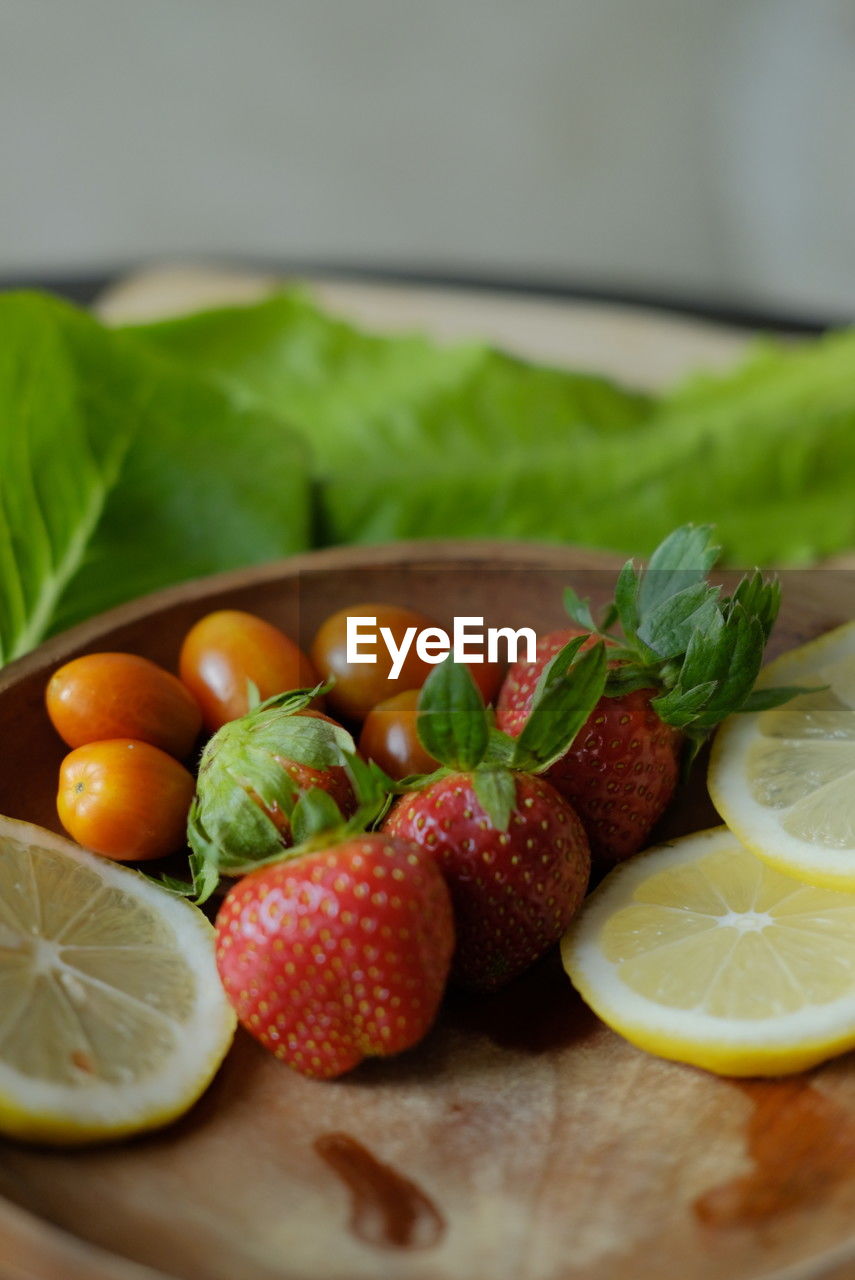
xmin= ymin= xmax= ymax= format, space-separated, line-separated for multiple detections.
xmin=385 ymin=771 xmax=589 ymax=992
xmin=497 ymin=524 xmax=798 ymax=868
xmin=382 ymin=645 xmax=607 ymax=991
xmin=497 ymin=630 xmax=681 ymax=865
xmin=187 ymin=689 xmax=357 ymax=895
xmin=215 ymin=830 xmax=454 ymax=1079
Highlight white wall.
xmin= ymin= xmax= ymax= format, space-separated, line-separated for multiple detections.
xmin=1 ymin=0 xmax=853 ymax=317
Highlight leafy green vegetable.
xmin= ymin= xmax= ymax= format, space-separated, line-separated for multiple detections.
xmin=617 ymin=331 xmax=855 ymax=565
xmin=0 ymin=293 xmax=311 ymax=664
xmin=130 ymin=291 xmax=855 ymax=566
xmin=125 ymin=290 xmax=489 ymax=439
xmin=128 ymin=291 xmax=654 ymax=547
xmin=4 ymin=284 xmax=855 ymax=670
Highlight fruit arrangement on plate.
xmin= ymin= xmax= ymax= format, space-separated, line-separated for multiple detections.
xmin=2 ymin=525 xmax=855 ymax=1152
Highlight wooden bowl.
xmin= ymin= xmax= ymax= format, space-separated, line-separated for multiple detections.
xmin=1 ymin=541 xmax=854 ymax=1280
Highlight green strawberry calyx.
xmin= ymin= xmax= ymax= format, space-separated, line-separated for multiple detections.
xmin=167 ymin=686 xmax=392 ymax=903
xmin=563 ymin=523 xmax=818 ymax=755
xmin=411 ymin=643 xmax=607 ymax=831
xmin=169 ymin=747 xmax=393 ymax=905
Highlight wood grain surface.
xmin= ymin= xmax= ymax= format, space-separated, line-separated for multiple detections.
xmin=0 ymin=541 xmax=854 ymax=1280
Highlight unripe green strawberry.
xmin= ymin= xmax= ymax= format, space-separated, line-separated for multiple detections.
xmin=215 ymin=832 xmax=454 ymax=1078
xmin=188 ymin=690 xmax=356 ymax=888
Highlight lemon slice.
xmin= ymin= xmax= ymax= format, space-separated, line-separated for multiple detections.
xmin=708 ymin=620 xmax=855 ymax=890
xmin=0 ymin=815 xmax=235 ymax=1144
xmin=561 ymin=826 xmax=855 ymax=1076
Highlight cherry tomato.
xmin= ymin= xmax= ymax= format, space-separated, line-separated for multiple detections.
xmin=46 ymin=652 xmax=202 ymax=758
xmin=310 ymin=604 xmax=437 ymax=722
xmin=57 ymin=739 xmax=195 ymax=861
xmin=311 ymin=602 xmax=505 ymax=722
xmin=179 ymin=609 xmax=320 ymax=732
xmin=358 ymin=690 xmax=438 ymax=780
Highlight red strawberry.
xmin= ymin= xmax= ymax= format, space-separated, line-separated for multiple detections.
xmin=498 ymin=524 xmax=793 ymax=868
xmin=380 ymin=646 xmax=606 ymax=991
xmin=215 ymin=832 xmax=454 ymax=1079
xmin=497 ymin=630 xmax=681 ymax=866
xmin=384 ymin=771 xmax=589 ymax=991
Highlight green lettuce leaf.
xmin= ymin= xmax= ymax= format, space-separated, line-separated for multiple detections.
xmin=635 ymin=330 xmax=855 ymax=565
xmin=128 ymin=291 xmax=855 ymax=566
xmin=127 ymin=290 xmax=654 ymax=546
xmin=0 ymin=293 xmax=311 ymax=664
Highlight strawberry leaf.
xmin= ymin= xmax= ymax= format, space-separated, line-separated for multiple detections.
xmin=392 ymin=764 xmax=451 ymax=790
xmin=650 ymin=680 xmax=717 ymax=727
xmin=598 ymin=602 xmax=620 ymax=633
xmin=736 ymin=684 xmax=827 ymax=713
xmin=725 ymin=572 xmax=781 ymax=643
xmin=188 ymin=758 xmax=297 ymax=877
xmin=636 ymin=581 xmax=721 ymax=660
xmin=417 ymin=657 xmax=489 ymax=771
xmin=185 ymin=688 xmax=355 ymax=883
xmin=291 ymin=788 xmax=344 ymax=845
xmin=588 ymin=523 xmax=797 ymax=743
xmin=472 ymin=767 xmax=517 ymax=832
xmin=159 ymin=845 xmax=222 ymax=905
xmin=532 ymin=634 xmax=589 ymax=701
xmin=341 ymin=750 xmax=396 ymax=830
xmin=673 ymin=605 xmax=728 ymax=694
xmin=603 ymin=664 xmax=661 ymax=697
xmin=690 ymin=608 xmax=764 ymax=728
xmin=637 ymin=523 xmax=720 ymax=618
xmin=563 ymin=586 xmax=597 ymax=632
xmin=250 ymin=682 xmax=331 ymax=717
xmin=614 ymin=559 xmax=641 ymax=642
xmin=483 ymin=727 xmax=518 ymax=767
xmin=512 ymin=640 xmax=607 ymax=773
xmin=249 ymin=712 xmax=353 ymax=769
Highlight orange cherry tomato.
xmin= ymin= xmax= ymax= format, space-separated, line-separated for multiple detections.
xmin=311 ymin=603 xmax=505 ymax=722
xmin=179 ymin=609 xmax=320 ymax=732
xmin=46 ymin=652 xmax=202 ymax=758
xmin=57 ymin=739 xmax=195 ymax=861
xmin=358 ymin=690 xmax=438 ymax=780
xmin=310 ymin=604 xmax=437 ymax=723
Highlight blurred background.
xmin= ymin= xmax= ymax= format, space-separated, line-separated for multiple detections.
xmin=2 ymin=0 xmax=854 ymax=320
